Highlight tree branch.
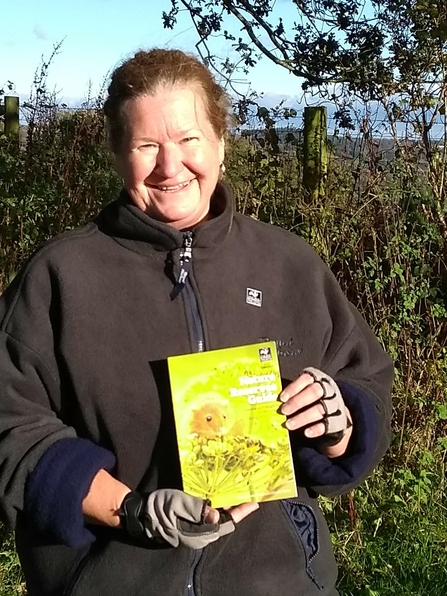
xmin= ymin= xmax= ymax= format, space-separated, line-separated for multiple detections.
xmin=221 ymin=0 xmax=330 ymax=83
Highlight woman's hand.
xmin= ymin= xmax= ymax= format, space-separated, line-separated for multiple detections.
xmin=83 ymin=470 xmax=259 ymax=548
xmin=280 ymin=368 xmax=353 ymax=458
xmin=126 ymin=490 xmax=259 ymax=549
xmin=223 ymin=502 xmax=259 ymax=523
xmin=204 ymin=501 xmax=259 ymax=524
xmin=82 ymin=469 xmax=132 ymax=527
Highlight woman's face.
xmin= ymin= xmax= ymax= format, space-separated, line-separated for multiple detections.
xmin=116 ymin=85 xmax=225 ymax=230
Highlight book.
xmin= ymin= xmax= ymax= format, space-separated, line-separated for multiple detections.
xmin=167 ymin=341 xmax=297 ymax=508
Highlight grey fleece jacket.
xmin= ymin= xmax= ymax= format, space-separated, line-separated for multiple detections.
xmin=0 ymin=183 xmax=393 ymax=596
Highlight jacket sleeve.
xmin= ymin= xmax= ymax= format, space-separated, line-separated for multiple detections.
xmin=0 ymin=256 xmax=115 ymax=546
xmin=292 ymin=260 xmax=394 ymax=497
xmin=0 ymin=329 xmax=76 ymax=524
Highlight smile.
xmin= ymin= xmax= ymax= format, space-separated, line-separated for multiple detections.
xmin=152 ymin=180 xmax=193 ymax=193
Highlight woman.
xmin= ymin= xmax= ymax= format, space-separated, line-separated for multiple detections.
xmin=0 ymin=49 xmax=393 ymax=596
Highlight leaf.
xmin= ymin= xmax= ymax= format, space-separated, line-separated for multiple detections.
xmin=432 ymin=304 xmax=447 ymax=318
xmin=435 ymin=404 xmax=447 ymax=420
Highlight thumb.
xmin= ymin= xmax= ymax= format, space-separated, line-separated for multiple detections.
xmin=203 ymin=505 xmax=220 ymax=524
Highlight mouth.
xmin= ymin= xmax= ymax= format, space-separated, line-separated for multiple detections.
xmin=149 ymin=180 xmax=194 ymax=193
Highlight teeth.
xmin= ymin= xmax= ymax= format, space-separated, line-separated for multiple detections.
xmin=157 ymin=180 xmax=191 ymax=192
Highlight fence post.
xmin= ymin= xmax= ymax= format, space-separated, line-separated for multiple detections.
xmin=303 ymin=106 xmax=328 ymax=202
xmin=4 ymin=96 xmax=20 ymax=138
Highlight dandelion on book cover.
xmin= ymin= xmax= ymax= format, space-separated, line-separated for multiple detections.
xmin=167 ymin=341 xmax=297 ymax=509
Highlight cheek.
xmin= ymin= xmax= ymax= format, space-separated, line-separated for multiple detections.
xmin=184 ymin=147 xmax=205 ymax=168
xmin=126 ymin=157 xmax=156 ymax=184
xmin=185 ymin=145 xmax=220 ymax=174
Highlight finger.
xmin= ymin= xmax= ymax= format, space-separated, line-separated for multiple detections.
xmin=280 ymin=383 xmax=324 ymax=416
xmin=223 ymin=502 xmax=259 ymax=523
xmin=285 ymin=403 xmax=325 ymax=431
xmin=203 ymin=506 xmax=220 ymax=524
xmin=303 ymin=421 xmax=326 ymax=438
xmin=280 ymin=372 xmax=315 ymax=403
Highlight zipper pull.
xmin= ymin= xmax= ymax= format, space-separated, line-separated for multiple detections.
xmin=170 ymin=231 xmax=193 ymax=299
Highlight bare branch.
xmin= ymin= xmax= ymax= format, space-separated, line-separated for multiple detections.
xmin=234 ymin=0 xmax=291 ymax=60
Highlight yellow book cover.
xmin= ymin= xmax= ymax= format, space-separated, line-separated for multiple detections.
xmin=167 ymin=341 xmax=297 ymax=509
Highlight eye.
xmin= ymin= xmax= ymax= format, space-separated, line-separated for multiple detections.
xmin=206 ymin=415 xmax=212 ymax=422
xmin=183 ymin=136 xmax=198 ymax=143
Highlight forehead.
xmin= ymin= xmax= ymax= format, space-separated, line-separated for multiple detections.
xmin=122 ymin=85 xmax=214 ymax=138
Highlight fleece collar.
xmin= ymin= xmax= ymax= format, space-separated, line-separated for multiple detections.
xmin=95 ymin=182 xmax=234 ymax=256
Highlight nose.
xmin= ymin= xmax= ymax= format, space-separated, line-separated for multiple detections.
xmin=154 ymin=143 xmax=183 ymax=179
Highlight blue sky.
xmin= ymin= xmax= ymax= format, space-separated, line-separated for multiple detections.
xmin=6 ymin=0 xmax=430 ymax=137
xmin=2 ymin=0 xmax=303 ymax=107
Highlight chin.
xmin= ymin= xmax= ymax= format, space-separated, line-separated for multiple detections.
xmin=164 ymin=205 xmax=209 ymax=229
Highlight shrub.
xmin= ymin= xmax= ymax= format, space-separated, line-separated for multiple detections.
xmin=1 ymin=89 xmax=446 ymax=595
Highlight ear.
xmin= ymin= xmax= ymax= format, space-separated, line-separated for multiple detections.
xmin=218 ymin=137 xmax=225 ymax=165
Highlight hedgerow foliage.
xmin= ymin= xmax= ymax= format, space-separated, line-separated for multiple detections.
xmin=0 ymin=54 xmax=121 ymax=288
xmin=1 ymin=79 xmax=447 ymax=595
xmin=0 ymin=110 xmax=121 ymax=287
xmin=227 ymin=119 xmax=447 ymax=594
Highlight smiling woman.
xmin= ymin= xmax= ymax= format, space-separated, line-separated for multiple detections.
xmin=116 ymin=87 xmax=225 ymax=229
xmin=0 ymin=48 xmax=393 ymax=596
xmin=104 ymin=50 xmax=228 ymax=230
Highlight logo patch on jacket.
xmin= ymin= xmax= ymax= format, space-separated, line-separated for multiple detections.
xmin=259 ymin=347 xmax=272 ymax=362
xmin=246 ymin=288 xmax=262 ymax=307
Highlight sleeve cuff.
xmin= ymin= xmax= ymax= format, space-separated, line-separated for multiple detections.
xmin=25 ymin=437 xmax=116 ymax=547
xmin=293 ymin=381 xmax=378 ymax=486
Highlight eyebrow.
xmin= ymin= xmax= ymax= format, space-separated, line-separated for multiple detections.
xmin=133 ymin=129 xmax=202 ymax=142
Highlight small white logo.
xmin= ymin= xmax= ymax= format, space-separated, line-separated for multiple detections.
xmin=246 ymin=288 xmax=263 ymax=307
xmin=259 ymin=347 xmax=272 ymax=362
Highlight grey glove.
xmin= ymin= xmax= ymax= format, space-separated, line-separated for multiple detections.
xmin=120 ymin=489 xmax=235 ymax=549
xmin=302 ymin=367 xmax=350 ymax=446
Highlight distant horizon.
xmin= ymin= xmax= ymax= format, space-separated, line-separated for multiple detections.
xmin=7 ymin=89 xmax=446 ymax=140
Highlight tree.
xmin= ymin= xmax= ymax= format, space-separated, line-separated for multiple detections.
xmin=163 ymin=0 xmax=447 ymax=235
xmin=164 ymin=1 xmax=395 ymax=93
xmin=162 ymin=1 xmax=447 ymax=109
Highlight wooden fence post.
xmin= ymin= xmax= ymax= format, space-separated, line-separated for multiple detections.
xmin=303 ymin=106 xmax=328 ymax=202
xmin=4 ymin=96 xmax=20 ymax=138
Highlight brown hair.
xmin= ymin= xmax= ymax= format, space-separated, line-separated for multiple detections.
xmin=104 ymin=48 xmax=230 ymax=153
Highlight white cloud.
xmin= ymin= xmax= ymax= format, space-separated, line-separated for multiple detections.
xmin=33 ymin=24 xmax=48 ymax=41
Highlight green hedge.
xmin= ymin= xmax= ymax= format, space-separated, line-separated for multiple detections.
xmin=1 ymin=110 xmax=446 ymax=595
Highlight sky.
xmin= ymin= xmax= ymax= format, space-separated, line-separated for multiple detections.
xmin=5 ymin=0 xmax=437 ymax=137
xmin=2 ymin=0 xmax=305 ymax=108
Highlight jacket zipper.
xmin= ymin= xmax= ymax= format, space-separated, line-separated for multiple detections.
xmin=184 ymin=280 xmax=204 ymax=352
xmin=171 ymin=232 xmax=205 ymax=595
xmin=286 ymin=499 xmax=323 ymax=590
xmin=171 ymin=231 xmax=205 ymax=352
xmin=184 ymin=548 xmax=203 ymax=596
xmin=63 ymin=542 xmax=100 ymax=596
xmin=290 ymin=499 xmax=320 ymax=564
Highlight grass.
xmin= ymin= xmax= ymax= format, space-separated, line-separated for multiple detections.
xmin=323 ymin=431 xmax=447 ymax=595
xmin=0 ymin=526 xmax=26 ymax=596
